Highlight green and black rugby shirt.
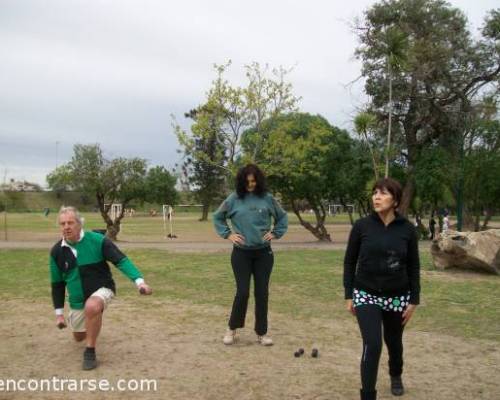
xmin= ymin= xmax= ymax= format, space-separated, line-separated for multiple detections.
xmin=50 ymin=230 xmax=143 ymax=311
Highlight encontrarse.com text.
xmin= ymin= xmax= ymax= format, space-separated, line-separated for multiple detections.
xmin=0 ymin=377 xmax=158 ymax=392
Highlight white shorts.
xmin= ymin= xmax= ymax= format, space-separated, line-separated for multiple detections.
xmin=68 ymin=287 xmax=114 ymax=332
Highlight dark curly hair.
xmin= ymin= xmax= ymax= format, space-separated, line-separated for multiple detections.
xmin=235 ymin=164 xmax=268 ymax=198
xmin=372 ymin=177 xmax=403 ymax=209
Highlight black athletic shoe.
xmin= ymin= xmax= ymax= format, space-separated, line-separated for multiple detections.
xmin=82 ymin=349 xmax=97 ymax=370
xmin=390 ymin=375 xmax=404 ymax=396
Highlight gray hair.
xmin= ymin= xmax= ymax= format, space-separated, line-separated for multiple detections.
xmin=58 ymin=206 xmax=83 ymax=226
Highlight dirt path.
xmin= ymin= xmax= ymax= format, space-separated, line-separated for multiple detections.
xmin=0 ymin=298 xmax=497 ymax=400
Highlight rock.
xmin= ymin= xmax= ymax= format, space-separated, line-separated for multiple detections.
xmin=430 ymin=229 xmax=500 ymax=274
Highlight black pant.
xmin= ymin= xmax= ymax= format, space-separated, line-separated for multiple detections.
xmin=355 ymin=305 xmax=405 ymax=392
xmin=229 ymin=246 xmax=274 ymax=336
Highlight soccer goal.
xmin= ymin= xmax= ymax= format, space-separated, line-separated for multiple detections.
xmin=104 ymin=203 xmax=123 ymax=222
xmin=328 ymin=204 xmax=355 ymax=215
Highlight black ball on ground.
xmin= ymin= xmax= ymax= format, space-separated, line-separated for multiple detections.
xmin=311 ymin=348 xmax=319 ymax=358
xmin=294 ymin=351 xmax=301 ymax=358
xmin=298 ymin=348 xmax=304 ymax=355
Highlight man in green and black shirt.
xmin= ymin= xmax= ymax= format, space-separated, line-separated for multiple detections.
xmin=50 ymin=206 xmax=153 ymax=370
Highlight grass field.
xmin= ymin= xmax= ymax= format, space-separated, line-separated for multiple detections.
xmin=0 ymin=249 xmax=498 ymax=342
xmin=0 ymin=211 xmax=357 ymax=245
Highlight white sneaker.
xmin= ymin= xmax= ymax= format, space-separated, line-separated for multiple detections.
xmin=223 ymin=329 xmax=236 ymax=345
xmin=257 ymin=335 xmax=273 ymax=346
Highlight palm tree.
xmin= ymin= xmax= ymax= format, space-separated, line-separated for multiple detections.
xmin=354 ymin=111 xmax=380 ymax=180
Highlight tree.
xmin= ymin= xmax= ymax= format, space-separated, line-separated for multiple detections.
xmin=355 ymin=0 xmax=500 ymax=214
xmin=173 ymin=61 xmax=300 ymax=220
xmin=174 ymin=100 xmax=228 ymax=221
xmin=354 ymin=111 xmax=382 ymax=180
xmin=46 ymin=144 xmax=149 ymax=240
xmin=205 ymin=61 xmax=301 ymax=166
xmin=463 ymin=111 xmax=500 ymax=230
xmin=145 ymin=166 xmax=179 ymax=206
xmin=243 ymin=62 xmax=301 ymax=161
xmin=248 ymin=113 xmax=358 ymax=241
xmin=381 ymin=26 xmax=408 ymax=178
xmin=330 ymin=139 xmax=374 ymax=223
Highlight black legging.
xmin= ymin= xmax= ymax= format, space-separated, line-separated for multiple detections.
xmin=355 ymin=304 xmax=405 ymax=392
xmin=229 ymin=246 xmax=274 ymax=336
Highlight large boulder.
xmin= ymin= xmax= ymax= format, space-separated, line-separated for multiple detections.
xmin=430 ymin=229 xmax=500 ymax=274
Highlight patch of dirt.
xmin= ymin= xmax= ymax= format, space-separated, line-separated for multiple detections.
xmin=0 ymin=298 xmax=498 ymax=399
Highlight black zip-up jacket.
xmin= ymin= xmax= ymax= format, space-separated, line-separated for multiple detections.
xmin=343 ymin=212 xmax=420 ymax=305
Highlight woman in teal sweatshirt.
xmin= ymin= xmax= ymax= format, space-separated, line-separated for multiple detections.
xmin=213 ymin=164 xmax=288 ymax=346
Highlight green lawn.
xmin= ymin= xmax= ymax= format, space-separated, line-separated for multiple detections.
xmin=0 ymin=212 xmax=355 ymax=244
xmin=0 ymin=248 xmax=498 ymax=342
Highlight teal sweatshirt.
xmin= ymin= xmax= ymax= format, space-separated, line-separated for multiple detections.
xmin=213 ymin=192 xmax=288 ymax=249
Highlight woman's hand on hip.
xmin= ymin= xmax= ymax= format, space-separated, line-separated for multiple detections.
xmin=402 ymin=304 xmax=417 ymax=325
xmin=346 ymin=299 xmax=356 ymax=316
xmin=262 ymin=232 xmax=275 ymax=241
xmin=228 ymin=233 xmax=245 ymax=245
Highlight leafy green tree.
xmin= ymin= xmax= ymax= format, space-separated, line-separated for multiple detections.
xmin=330 ymin=140 xmax=374 ymax=222
xmin=355 ymin=0 xmax=500 ymax=214
xmin=46 ymin=144 xmax=149 ymax=240
xmin=354 ymin=111 xmax=382 ymax=180
xmin=463 ymin=114 xmax=500 ymax=230
xmin=248 ymin=113 xmax=359 ymax=241
xmin=380 ymin=26 xmax=408 ymax=178
xmin=173 ymin=61 xmax=300 ymax=219
xmin=174 ymin=100 xmax=228 ymax=221
xmin=243 ymin=62 xmax=301 ymax=161
xmin=145 ymin=166 xmax=179 ymax=207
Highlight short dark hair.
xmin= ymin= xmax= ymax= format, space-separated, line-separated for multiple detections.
xmin=235 ymin=164 xmax=267 ymax=198
xmin=372 ymin=177 xmax=403 ymax=209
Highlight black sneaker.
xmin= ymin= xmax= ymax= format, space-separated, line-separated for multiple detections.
xmin=82 ymin=349 xmax=97 ymax=370
xmin=390 ymin=375 xmax=404 ymax=396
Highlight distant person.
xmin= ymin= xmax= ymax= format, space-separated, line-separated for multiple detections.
xmin=344 ymin=178 xmax=420 ymax=400
xmin=213 ymin=164 xmax=288 ymax=346
xmin=429 ymin=216 xmax=436 ymax=240
xmin=49 ymin=206 xmax=153 ymax=370
xmin=442 ymin=215 xmax=450 ymax=232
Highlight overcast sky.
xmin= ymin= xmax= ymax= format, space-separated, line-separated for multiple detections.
xmin=0 ymin=0 xmax=497 ymax=186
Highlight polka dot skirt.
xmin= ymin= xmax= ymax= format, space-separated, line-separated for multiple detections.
xmin=353 ymin=288 xmax=411 ymax=312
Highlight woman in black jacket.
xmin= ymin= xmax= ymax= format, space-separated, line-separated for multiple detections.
xmin=343 ymin=178 xmax=420 ymax=400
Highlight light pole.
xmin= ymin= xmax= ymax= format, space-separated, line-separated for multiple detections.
xmin=56 ymin=141 xmax=60 ymax=169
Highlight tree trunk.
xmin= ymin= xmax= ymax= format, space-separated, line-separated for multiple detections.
xmin=291 ymin=200 xmax=331 ymax=241
xmin=362 ymin=132 xmax=379 ymax=181
xmin=385 ymin=63 xmax=393 ymax=178
xmin=106 ymin=221 xmax=121 ymax=241
xmin=199 ymin=202 xmax=210 ymax=221
xmin=340 ymin=198 xmax=355 ymax=225
xmin=399 ymin=178 xmax=415 ymax=216
xmin=97 ymin=194 xmax=125 ymax=241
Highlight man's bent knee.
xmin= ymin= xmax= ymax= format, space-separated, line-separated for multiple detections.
xmin=84 ymin=297 xmax=104 ymax=316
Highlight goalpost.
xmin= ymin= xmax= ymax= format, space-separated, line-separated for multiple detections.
xmin=328 ymin=204 xmax=355 ymax=215
xmin=104 ymin=203 xmax=123 ymax=222
xmin=162 ymin=204 xmax=204 ymax=239
xmin=162 ymin=205 xmax=175 ymax=239
xmin=103 ymin=203 xmax=123 ymax=232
